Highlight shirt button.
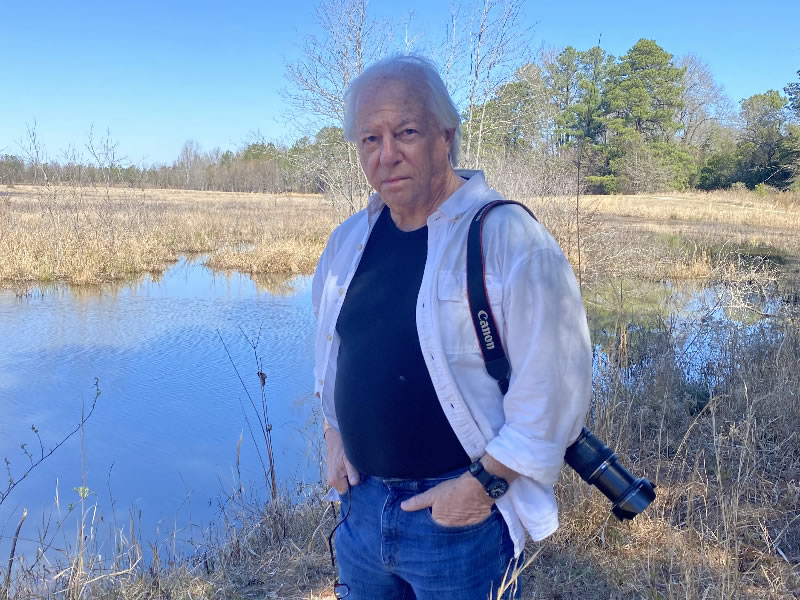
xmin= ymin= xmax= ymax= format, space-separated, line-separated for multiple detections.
xmin=339 ymin=288 xmax=345 ymax=295
xmin=357 ymin=243 xmax=363 ymax=251
xmin=326 ymin=334 xmax=332 ymax=341
xmin=318 ymin=378 xmax=324 ymax=385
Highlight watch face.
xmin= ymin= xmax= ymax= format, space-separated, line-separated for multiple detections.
xmin=487 ymin=479 xmax=508 ymax=499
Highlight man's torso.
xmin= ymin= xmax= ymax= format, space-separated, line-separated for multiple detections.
xmin=334 ymin=206 xmax=470 ymax=477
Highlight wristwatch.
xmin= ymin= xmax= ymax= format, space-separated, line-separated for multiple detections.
xmin=468 ymin=460 xmax=509 ymax=499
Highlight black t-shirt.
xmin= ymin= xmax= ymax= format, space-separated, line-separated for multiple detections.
xmin=334 ymin=207 xmax=470 ymax=478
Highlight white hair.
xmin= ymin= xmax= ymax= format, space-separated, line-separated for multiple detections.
xmin=343 ymin=55 xmax=462 ymax=167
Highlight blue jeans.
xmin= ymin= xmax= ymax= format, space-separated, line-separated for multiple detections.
xmin=335 ymin=468 xmax=523 ymax=600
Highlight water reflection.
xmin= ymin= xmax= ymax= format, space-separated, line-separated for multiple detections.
xmin=584 ymin=276 xmax=791 ymax=408
xmin=0 ymin=256 xmax=320 ymax=562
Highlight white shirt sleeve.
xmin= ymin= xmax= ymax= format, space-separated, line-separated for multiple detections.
xmin=482 ymin=206 xmax=592 ymax=486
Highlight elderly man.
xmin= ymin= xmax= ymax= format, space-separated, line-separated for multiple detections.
xmin=312 ymin=55 xmax=591 ymax=599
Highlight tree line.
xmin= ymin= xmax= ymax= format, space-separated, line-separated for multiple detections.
xmin=2 ymin=0 xmax=798 ymax=207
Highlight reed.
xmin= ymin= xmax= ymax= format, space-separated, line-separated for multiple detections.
xmin=0 ymin=185 xmax=335 ymax=287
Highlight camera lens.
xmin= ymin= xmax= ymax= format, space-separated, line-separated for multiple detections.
xmin=564 ymin=427 xmax=656 ymax=521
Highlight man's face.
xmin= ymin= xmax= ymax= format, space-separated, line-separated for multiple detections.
xmin=354 ymin=79 xmax=454 ymax=214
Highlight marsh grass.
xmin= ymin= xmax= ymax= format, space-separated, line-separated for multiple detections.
xmin=588 ymin=189 xmax=800 ymax=234
xmin=0 ymin=185 xmax=334 ymax=287
xmin=4 ymin=482 xmax=340 ymax=600
xmin=4 ymin=184 xmax=799 ymax=291
xmin=585 ymin=189 xmax=800 ymax=283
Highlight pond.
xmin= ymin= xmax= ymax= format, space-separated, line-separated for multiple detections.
xmin=0 ymin=256 xmax=321 ymax=562
xmin=0 ymin=256 xmax=792 ymax=567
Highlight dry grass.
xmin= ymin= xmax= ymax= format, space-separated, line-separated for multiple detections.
xmin=5 ymin=487 xmax=341 ymax=600
xmin=589 ymin=189 xmax=800 ymax=231
xmin=586 ymin=189 xmax=800 ymax=271
xmin=4 ymin=184 xmax=799 ymax=291
xmin=517 ymin=188 xmax=800 ymax=288
xmin=0 ymin=185 xmax=335 ymax=287
xmin=543 ymin=296 xmax=800 ymax=599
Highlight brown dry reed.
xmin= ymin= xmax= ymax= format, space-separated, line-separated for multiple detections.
xmin=2 ymin=183 xmax=799 ymax=290
xmin=0 ymin=185 xmax=335 ymax=288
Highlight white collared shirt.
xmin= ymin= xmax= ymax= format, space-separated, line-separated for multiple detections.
xmin=312 ymin=172 xmax=592 ymax=555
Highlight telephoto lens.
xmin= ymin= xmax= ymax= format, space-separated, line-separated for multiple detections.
xmin=564 ymin=427 xmax=656 ymax=521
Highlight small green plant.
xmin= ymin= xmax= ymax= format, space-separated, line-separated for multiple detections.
xmin=73 ymin=485 xmax=92 ymax=500
xmin=585 ymin=175 xmax=618 ymax=195
xmin=754 ymin=182 xmax=774 ymax=196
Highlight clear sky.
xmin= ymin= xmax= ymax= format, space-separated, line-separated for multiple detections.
xmin=1 ymin=0 xmax=798 ymax=166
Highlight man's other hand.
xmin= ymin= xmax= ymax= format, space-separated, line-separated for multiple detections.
xmin=400 ymin=473 xmax=494 ymax=526
xmin=324 ymin=427 xmax=360 ymax=494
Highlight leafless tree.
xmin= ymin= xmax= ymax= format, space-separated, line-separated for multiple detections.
xmin=457 ymin=0 xmax=530 ymax=166
xmin=283 ymin=0 xmax=389 ymax=216
xmin=676 ymin=54 xmax=732 ymax=149
xmin=401 ymin=10 xmax=423 ymax=54
xmin=177 ymin=139 xmax=206 ymax=189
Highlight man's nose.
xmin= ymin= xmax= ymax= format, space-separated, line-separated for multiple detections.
xmin=380 ymin=136 xmax=401 ymax=165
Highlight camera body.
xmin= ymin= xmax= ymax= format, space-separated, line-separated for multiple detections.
xmin=564 ymin=427 xmax=656 ymax=521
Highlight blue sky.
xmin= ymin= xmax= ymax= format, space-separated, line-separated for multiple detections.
xmin=1 ymin=0 xmax=798 ymax=165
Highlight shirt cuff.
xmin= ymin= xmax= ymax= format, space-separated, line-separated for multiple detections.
xmin=485 ymin=425 xmax=566 ymax=486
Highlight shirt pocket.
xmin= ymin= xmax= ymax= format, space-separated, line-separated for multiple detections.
xmin=436 ymin=270 xmax=504 ymax=355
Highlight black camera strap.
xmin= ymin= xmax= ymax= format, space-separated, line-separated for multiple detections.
xmin=466 ymin=200 xmax=537 ymax=395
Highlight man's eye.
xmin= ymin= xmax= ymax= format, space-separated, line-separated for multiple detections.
xmin=363 ymin=135 xmax=377 ymax=144
xmin=402 ymin=129 xmax=416 ymax=136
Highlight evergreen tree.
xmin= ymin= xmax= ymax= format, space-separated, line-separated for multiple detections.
xmin=571 ymin=46 xmax=613 ymax=146
xmin=604 ymin=39 xmax=684 ymax=142
xmin=600 ymin=40 xmax=685 ymax=192
xmin=544 ymin=46 xmax=581 ymax=145
xmin=785 ymin=70 xmax=800 ymax=119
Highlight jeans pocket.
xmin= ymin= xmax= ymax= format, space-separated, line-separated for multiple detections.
xmin=424 ymin=504 xmax=499 ymax=533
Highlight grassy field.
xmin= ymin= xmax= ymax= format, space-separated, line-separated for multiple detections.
xmin=2 ymin=183 xmax=799 ymax=289
xmin=2 ymin=183 xmax=799 ymax=599
xmin=587 ymin=189 xmax=800 ymax=278
xmin=0 ymin=185 xmax=335 ymax=288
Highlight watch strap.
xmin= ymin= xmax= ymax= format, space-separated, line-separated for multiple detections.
xmin=469 ymin=460 xmax=508 ymax=497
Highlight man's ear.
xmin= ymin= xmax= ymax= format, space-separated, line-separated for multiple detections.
xmin=443 ymin=128 xmax=456 ymax=146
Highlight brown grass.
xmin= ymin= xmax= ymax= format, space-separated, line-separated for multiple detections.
xmin=0 ymin=185 xmax=335 ymax=287
xmin=589 ymin=189 xmax=800 ymax=231
xmin=585 ymin=189 xmax=800 ymax=272
xmin=542 ymin=293 xmax=800 ymax=599
xmin=4 ymin=184 xmax=799 ymax=290
xmin=517 ymin=188 xmax=800 ymax=287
